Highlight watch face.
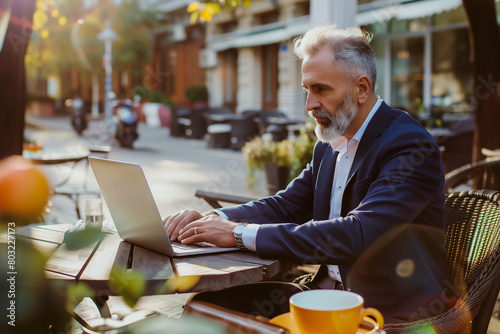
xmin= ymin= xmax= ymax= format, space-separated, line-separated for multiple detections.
xmin=234 ymin=224 xmax=245 ymax=234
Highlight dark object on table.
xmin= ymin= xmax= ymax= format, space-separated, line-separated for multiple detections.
xmin=184 ymin=299 xmax=290 ymax=333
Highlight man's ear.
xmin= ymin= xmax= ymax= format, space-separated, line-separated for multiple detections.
xmin=355 ymin=75 xmax=371 ymax=104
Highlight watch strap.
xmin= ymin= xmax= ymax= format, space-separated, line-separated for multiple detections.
xmin=233 ymin=223 xmax=248 ymax=250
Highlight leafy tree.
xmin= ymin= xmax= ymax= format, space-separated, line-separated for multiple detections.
xmin=110 ymin=0 xmax=161 ymax=88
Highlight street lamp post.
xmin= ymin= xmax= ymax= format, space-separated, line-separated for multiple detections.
xmin=97 ymin=21 xmax=118 ymax=138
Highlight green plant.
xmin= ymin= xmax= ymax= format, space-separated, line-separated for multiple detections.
xmin=147 ymin=90 xmax=165 ymax=103
xmin=289 ymin=129 xmax=317 ymax=181
xmin=242 ymin=127 xmax=317 ymax=190
xmin=185 ymin=84 xmax=208 ymax=103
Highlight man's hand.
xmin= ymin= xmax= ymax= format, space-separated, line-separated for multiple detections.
xmin=164 ymin=210 xmax=240 ymax=247
xmin=163 ymin=209 xmax=204 ymax=241
xmin=178 ymin=215 xmax=239 ymax=248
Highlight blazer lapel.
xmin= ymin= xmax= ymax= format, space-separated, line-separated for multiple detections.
xmin=347 ymin=102 xmax=396 ymax=182
xmin=314 ymin=147 xmax=336 ymax=220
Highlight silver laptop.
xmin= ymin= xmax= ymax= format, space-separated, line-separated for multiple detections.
xmin=88 ymin=157 xmax=239 ymax=256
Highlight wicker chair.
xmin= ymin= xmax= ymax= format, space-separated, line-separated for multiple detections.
xmin=193 ymin=189 xmax=500 ymax=334
xmin=385 ymin=189 xmax=500 ymax=334
xmin=444 ymin=158 xmax=500 ymax=193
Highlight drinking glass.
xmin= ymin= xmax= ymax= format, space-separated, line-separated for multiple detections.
xmin=85 ymin=198 xmax=103 ymax=230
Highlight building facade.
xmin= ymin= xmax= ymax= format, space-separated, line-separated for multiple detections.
xmin=75 ymin=0 xmax=499 ymax=119
xmin=195 ymin=0 xmax=499 ymax=120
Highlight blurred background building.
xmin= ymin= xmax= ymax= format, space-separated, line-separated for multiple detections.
xmin=26 ymin=0 xmax=500 ymax=121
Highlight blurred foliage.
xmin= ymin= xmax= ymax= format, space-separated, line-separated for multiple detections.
xmin=120 ymin=314 xmax=226 ymax=334
xmin=187 ymin=0 xmax=252 ymax=24
xmin=185 ymin=84 xmax=209 ymax=102
xmin=63 ymin=225 xmax=105 ymax=250
xmin=0 ymin=237 xmax=70 ymax=333
xmin=110 ymin=265 xmax=147 ymax=308
xmin=289 ymin=125 xmax=317 ymax=181
xmin=242 ymin=125 xmax=317 ymax=189
xmin=160 ymin=275 xmax=199 ymax=294
xmin=26 ymin=0 xmax=161 ymax=97
xmin=111 ymin=0 xmax=161 ymax=85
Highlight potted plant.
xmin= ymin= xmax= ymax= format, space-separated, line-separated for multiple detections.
xmin=185 ymin=84 xmax=208 ymax=107
xmin=140 ymin=87 xmax=172 ymax=127
xmin=242 ymin=127 xmax=317 ymax=195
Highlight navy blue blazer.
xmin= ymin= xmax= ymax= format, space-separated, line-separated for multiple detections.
xmin=221 ymin=102 xmax=449 ymax=321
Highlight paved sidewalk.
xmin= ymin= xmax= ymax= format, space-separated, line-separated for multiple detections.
xmin=25 ymin=115 xmax=267 ymax=224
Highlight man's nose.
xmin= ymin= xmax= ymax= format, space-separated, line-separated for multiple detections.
xmin=305 ymin=93 xmax=320 ymax=112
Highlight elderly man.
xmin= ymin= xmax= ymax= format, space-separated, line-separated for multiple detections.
xmin=164 ymin=25 xmax=449 ymax=323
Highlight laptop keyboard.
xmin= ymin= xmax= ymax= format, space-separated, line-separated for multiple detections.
xmin=172 ymin=241 xmax=215 ymax=250
xmin=172 ymin=241 xmax=200 ymax=250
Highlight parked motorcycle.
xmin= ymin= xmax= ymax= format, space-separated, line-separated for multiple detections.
xmin=114 ymin=99 xmax=139 ymax=148
xmin=66 ymin=97 xmax=87 ymax=136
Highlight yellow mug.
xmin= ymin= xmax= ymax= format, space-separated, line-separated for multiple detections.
xmin=289 ymin=290 xmax=384 ymax=334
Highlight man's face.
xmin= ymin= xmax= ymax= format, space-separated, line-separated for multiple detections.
xmin=301 ymin=47 xmax=359 ymax=143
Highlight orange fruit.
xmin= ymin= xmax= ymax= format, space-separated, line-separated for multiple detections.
xmin=0 ymin=155 xmax=50 ymax=219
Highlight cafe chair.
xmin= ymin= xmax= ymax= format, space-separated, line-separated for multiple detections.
xmin=385 ymin=189 xmax=500 ymax=334
xmin=169 ymin=106 xmax=191 ymax=138
xmin=195 ymin=189 xmax=256 ymax=209
xmin=193 ymin=189 xmax=500 ymax=334
xmin=443 ymin=158 xmax=500 ymax=193
xmin=255 ymin=110 xmax=299 ymax=142
xmin=229 ymin=110 xmax=261 ymax=151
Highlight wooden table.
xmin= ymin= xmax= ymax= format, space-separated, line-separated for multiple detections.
xmin=18 ymin=223 xmax=289 ymax=296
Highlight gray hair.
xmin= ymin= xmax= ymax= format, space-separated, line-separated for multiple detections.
xmin=294 ymin=25 xmax=377 ymax=91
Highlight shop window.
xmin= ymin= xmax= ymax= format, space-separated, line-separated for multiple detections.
xmin=371 ymin=37 xmax=385 ymax=98
xmin=431 ymin=28 xmax=472 ymax=111
xmin=390 ymin=37 xmax=424 ymax=115
xmin=390 ymin=17 xmax=428 ymax=33
xmin=367 ymin=21 xmax=388 ymax=35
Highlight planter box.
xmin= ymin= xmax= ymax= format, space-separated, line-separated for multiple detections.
xmin=265 ymin=163 xmax=289 ymax=196
xmin=142 ymin=103 xmax=172 ymax=128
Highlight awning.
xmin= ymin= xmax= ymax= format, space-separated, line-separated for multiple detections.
xmin=210 ymin=20 xmax=311 ymax=51
xmin=356 ymin=0 xmax=463 ymax=26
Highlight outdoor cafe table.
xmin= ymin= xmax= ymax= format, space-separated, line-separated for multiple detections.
xmin=17 ymin=223 xmax=290 ymax=297
xmin=22 ymin=145 xmax=90 ymax=166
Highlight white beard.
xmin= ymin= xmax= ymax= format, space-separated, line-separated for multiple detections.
xmin=312 ymin=92 xmax=358 ymax=145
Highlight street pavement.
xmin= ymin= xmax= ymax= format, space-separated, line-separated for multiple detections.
xmin=25 ymin=114 xmax=267 ymax=225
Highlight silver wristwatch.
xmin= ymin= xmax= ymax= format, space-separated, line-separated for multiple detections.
xmin=233 ymin=223 xmax=248 ymax=250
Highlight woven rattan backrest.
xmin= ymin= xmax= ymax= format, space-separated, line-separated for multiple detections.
xmin=444 ymin=190 xmax=500 ymax=288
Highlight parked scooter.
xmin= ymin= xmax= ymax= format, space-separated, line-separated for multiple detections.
xmin=114 ymin=98 xmax=139 ymax=148
xmin=66 ymin=97 xmax=87 ymax=136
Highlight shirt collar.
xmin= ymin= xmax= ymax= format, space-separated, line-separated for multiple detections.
xmin=332 ymin=96 xmax=381 ymax=152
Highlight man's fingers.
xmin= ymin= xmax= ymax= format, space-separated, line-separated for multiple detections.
xmin=178 ymin=224 xmax=202 ymax=243
xmin=164 ymin=210 xmax=203 ymax=241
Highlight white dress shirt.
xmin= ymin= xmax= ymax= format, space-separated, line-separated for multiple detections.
xmin=218 ymin=97 xmax=382 ymax=283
